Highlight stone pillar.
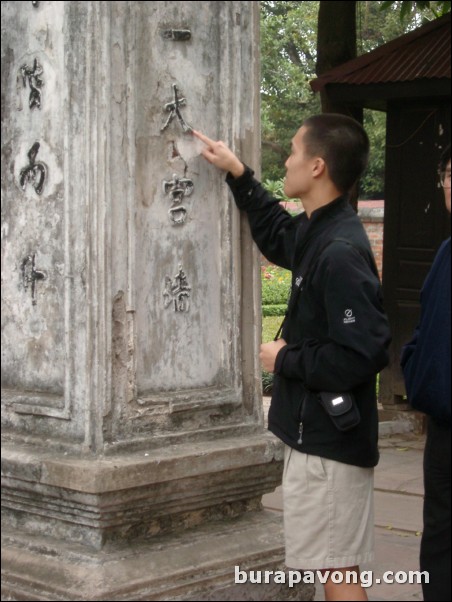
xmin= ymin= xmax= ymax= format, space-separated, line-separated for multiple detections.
xmin=1 ymin=2 xmax=313 ymax=600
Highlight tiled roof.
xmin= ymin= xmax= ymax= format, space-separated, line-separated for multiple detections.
xmin=311 ymin=13 xmax=450 ymax=92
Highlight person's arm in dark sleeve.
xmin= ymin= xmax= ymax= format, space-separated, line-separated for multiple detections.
xmin=192 ymin=129 xmax=297 ymax=269
xmin=400 ymin=327 xmax=419 ymax=371
xmin=275 ymin=241 xmax=391 ymax=391
xmin=400 ymin=326 xmax=420 ymax=402
xmin=226 ymin=167 xmax=296 ymax=269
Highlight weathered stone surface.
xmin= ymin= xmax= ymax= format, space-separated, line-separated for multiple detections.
xmin=2 ymin=436 xmax=283 ymax=548
xmin=2 ymin=512 xmax=313 ymax=601
xmin=1 ymin=0 xmax=263 ymax=451
xmin=1 ymin=2 xmax=312 ymax=600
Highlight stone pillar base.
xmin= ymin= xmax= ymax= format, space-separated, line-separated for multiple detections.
xmin=1 ymin=511 xmax=314 ymax=601
xmin=2 ymin=435 xmax=314 ymax=600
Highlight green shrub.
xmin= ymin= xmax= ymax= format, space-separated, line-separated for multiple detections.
xmin=261 ymin=265 xmax=291 ymax=306
xmin=262 ymin=316 xmax=283 ymax=343
xmin=261 ymin=266 xmax=290 ymax=395
xmin=262 ymin=370 xmax=274 ymax=394
xmin=262 ymin=316 xmax=283 ymax=395
xmin=262 ymin=304 xmax=287 ymax=317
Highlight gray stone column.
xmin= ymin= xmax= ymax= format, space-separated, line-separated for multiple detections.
xmin=1 ymin=2 xmax=313 ymax=600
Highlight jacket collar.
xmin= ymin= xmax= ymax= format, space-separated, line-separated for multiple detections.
xmin=309 ymin=195 xmax=349 ymax=222
xmin=294 ymin=196 xmax=350 ymax=265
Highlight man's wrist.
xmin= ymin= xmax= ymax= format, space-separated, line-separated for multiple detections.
xmin=229 ymin=161 xmax=245 ymax=178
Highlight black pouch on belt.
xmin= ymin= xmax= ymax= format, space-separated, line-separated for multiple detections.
xmin=318 ymin=391 xmax=361 ymax=431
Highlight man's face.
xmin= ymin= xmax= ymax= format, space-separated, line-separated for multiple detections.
xmin=442 ymin=159 xmax=451 ymax=214
xmin=283 ymin=126 xmax=317 ymax=199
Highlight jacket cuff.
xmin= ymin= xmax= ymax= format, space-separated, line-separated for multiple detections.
xmin=225 ymin=165 xmax=263 ymax=209
xmin=275 ymin=344 xmax=290 ymax=375
xmin=225 ymin=164 xmax=254 ymax=188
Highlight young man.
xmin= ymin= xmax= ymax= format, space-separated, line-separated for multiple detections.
xmin=401 ymin=144 xmax=451 ymax=601
xmin=194 ymin=113 xmax=391 ymax=601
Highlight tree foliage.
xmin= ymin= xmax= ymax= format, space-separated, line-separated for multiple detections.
xmin=261 ymin=1 xmax=320 ymax=181
xmin=260 ymin=1 xmax=450 ymax=197
xmin=380 ymin=0 xmax=451 ymax=21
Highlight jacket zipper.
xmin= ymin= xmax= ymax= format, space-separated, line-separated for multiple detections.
xmin=297 ymin=421 xmax=304 ymax=445
xmin=297 ymin=394 xmax=306 ymax=445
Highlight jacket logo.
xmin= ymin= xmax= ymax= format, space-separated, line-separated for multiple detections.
xmin=295 ymin=276 xmax=303 ymax=288
xmin=343 ymin=309 xmax=356 ymax=324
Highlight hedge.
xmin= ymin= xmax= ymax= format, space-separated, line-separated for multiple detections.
xmin=262 ymin=304 xmax=287 ymax=317
xmin=261 ymin=266 xmax=291 ymax=312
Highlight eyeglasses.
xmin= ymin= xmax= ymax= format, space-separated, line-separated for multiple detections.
xmin=439 ymin=169 xmax=451 ymax=188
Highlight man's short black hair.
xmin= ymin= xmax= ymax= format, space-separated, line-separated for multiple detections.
xmin=439 ymin=144 xmax=451 ymax=172
xmin=302 ymin=113 xmax=369 ymax=195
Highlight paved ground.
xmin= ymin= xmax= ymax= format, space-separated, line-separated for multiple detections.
xmin=262 ymin=430 xmax=426 ymax=601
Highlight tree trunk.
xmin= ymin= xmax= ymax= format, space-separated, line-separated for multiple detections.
xmin=316 ymin=1 xmax=363 ymax=210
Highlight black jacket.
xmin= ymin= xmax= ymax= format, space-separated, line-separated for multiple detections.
xmin=227 ymin=168 xmax=391 ymax=467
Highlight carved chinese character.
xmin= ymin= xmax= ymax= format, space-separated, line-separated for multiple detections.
xmin=163 ymin=174 xmax=194 ymax=225
xmin=161 ymin=84 xmax=192 ymax=133
xmin=162 ymin=29 xmax=191 ymax=42
xmin=20 ymin=58 xmax=43 ymax=110
xmin=163 ymin=266 xmax=191 ymax=312
xmin=19 ymin=142 xmax=47 ymax=195
xmin=21 ymin=254 xmax=46 ymax=306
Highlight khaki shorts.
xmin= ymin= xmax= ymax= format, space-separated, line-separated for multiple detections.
xmin=283 ymin=445 xmax=374 ymax=570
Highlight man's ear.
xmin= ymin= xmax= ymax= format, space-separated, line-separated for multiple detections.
xmin=312 ymin=157 xmax=326 ymax=178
